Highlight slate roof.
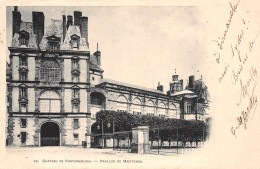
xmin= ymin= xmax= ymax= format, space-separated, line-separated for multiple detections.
xmin=99 ymin=78 xmax=164 ymax=94
xmin=90 ymin=54 xmax=103 ymax=72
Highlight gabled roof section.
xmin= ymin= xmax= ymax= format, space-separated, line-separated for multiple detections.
xmin=39 ymin=19 xmax=63 ymax=50
xmin=10 ymin=22 xmax=38 ymax=49
xmin=60 ymin=25 xmax=88 ymax=51
xmin=46 ymin=35 xmax=61 ymax=42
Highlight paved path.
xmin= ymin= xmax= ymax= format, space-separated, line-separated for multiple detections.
xmin=2 ymin=147 xmax=202 ymax=169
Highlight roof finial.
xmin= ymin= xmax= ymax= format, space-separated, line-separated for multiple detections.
xmin=174 ymin=68 xmax=176 ymax=74
xmin=97 ymin=43 xmax=99 ymax=51
xmin=201 ymin=74 xmax=203 ymax=80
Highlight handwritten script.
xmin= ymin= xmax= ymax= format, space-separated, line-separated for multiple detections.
xmin=212 ymin=0 xmax=259 ymax=138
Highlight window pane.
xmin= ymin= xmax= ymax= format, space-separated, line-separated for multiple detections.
xmin=40 ymin=61 xmax=60 ymax=82
xmin=72 ymin=40 xmax=78 ymax=48
xmin=40 ymin=100 xmax=50 ymax=112
xmin=21 ymin=119 xmax=27 ymax=127
xmin=74 ymin=119 xmax=79 ymax=128
xmin=50 ymin=100 xmax=60 ymax=113
xmin=74 ymin=134 xmax=79 ymax=141
xmin=21 ymin=104 xmax=27 ymax=113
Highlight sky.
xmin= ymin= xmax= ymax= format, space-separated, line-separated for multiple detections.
xmin=6 ymin=6 xmax=207 ymax=93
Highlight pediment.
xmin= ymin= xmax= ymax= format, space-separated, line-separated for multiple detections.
xmin=70 ymin=34 xmax=80 ymax=39
xmin=46 ymin=35 xmax=60 ymax=42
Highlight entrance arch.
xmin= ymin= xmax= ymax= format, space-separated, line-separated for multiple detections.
xmin=40 ymin=122 xmax=60 ymax=146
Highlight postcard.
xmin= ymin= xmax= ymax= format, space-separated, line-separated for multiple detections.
xmin=0 ymin=1 xmax=259 ymax=169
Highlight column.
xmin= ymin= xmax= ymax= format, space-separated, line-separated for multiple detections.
xmin=61 ymin=88 xmax=65 ymax=113
xmin=34 ymin=88 xmax=39 ymax=112
xmin=61 ymin=58 xmax=64 ymax=82
xmin=131 ymin=126 xmax=150 ymax=154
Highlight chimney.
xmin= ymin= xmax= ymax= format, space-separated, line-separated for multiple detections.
xmin=180 ymin=79 xmax=183 ymax=91
xmin=62 ymin=15 xmax=66 ymax=42
xmin=188 ymin=75 xmax=194 ymax=89
xmin=67 ymin=15 xmax=73 ymax=30
xmin=93 ymin=43 xmax=101 ymax=66
xmin=79 ymin=16 xmax=88 ymax=45
xmin=74 ymin=11 xmax=82 ymax=26
xmin=157 ymin=82 xmax=164 ymax=92
xmin=12 ymin=6 xmax=21 ymax=37
xmin=32 ymin=11 xmax=45 ymax=45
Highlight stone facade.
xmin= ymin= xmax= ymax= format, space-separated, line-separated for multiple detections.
xmin=6 ymin=7 xmax=207 ymax=147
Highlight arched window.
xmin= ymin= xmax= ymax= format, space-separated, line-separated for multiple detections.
xmin=145 ymin=100 xmax=155 ymax=116
xmin=40 ymin=60 xmax=61 ymax=82
xmin=169 ymin=103 xmax=178 ymax=119
xmin=132 ymin=97 xmax=142 ymax=115
xmin=117 ymin=95 xmax=128 ymax=112
xmin=158 ymin=102 xmax=166 ymax=118
xmin=39 ymin=91 xmax=61 ymax=113
xmin=186 ymin=102 xmax=192 ymax=114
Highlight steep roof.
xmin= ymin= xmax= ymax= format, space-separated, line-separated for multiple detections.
xmin=90 ymin=54 xmax=103 ymax=72
xmin=61 ymin=25 xmax=88 ymax=51
xmin=39 ymin=19 xmax=63 ymax=50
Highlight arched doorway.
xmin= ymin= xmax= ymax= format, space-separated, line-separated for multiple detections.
xmin=40 ymin=122 xmax=60 ymax=146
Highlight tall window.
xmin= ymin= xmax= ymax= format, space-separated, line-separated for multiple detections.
xmin=72 ymin=59 xmax=79 ymax=70
xmin=20 ymin=87 xmax=27 ymax=98
xmin=186 ymin=103 xmax=192 ymax=114
xmin=39 ymin=91 xmax=61 ymax=113
xmin=40 ymin=60 xmax=61 ymax=82
xmin=132 ymin=98 xmax=142 ymax=115
xmin=20 ymin=57 xmax=27 ymax=66
xmin=158 ymin=102 xmax=166 ymax=117
xmin=72 ymin=104 xmax=79 ymax=113
xmin=73 ymin=119 xmax=79 ymax=129
xmin=20 ymin=118 xmax=27 ymax=128
xmin=169 ymin=103 xmax=178 ymax=118
xmin=20 ymin=103 xmax=27 ymax=113
xmin=117 ymin=95 xmax=128 ymax=111
xmin=72 ymin=89 xmax=80 ymax=99
xmin=19 ymin=71 xmax=27 ymax=81
xmin=72 ymin=74 xmax=79 ymax=83
xmin=145 ymin=100 xmax=155 ymax=116
xmin=73 ymin=134 xmax=79 ymax=141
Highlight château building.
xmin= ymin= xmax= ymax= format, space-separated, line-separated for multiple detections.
xmin=6 ymin=7 xmax=208 ymax=147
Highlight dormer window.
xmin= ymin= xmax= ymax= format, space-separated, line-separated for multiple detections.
xmin=70 ymin=34 xmax=80 ymax=50
xmin=46 ymin=35 xmax=60 ymax=52
xmin=49 ymin=42 xmax=59 ymax=52
xmin=19 ymin=31 xmax=29 ymax=47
